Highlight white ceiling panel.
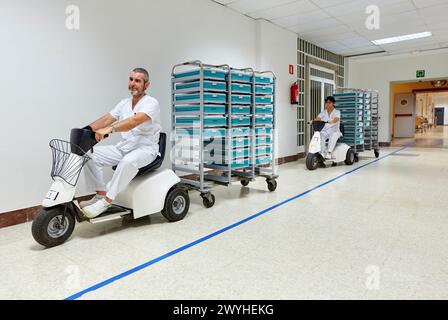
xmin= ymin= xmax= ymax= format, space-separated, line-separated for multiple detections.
xmin=211 ymin=0 xmax=448 ymax=56
xmin=248 ymin=0 xmax=320 ymax=20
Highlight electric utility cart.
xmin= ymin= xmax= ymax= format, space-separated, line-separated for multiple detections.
xmin=32 ymin=129 xmax=190 ymax=248
xmin=171 ymin=61 xmax=279 ymax=208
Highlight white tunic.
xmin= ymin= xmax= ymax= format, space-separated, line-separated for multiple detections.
xmin=109 ymin=95 xmax=162 ymax=155
xmin=318 ymin=108 xmax=341 ymax=135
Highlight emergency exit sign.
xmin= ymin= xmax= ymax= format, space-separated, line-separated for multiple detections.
xmin=416 ymin=70 xmax=425 ymax=78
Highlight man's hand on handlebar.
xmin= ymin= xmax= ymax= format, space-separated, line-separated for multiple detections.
xmin=95 ymin=127 xmax=112 ymax=142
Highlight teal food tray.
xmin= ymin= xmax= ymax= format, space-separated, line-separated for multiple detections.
xmin=175 ymin=105 xmax=226 ymax=114
xmin=231 ymin=95 xmax=251 ymax=104
xmin=255 ymin=85 xmax=273 ymax=95
xmin=255 ymin=127 xmax=272 ymax=135
xmin=340 ymin=110 xmax=363 ymax=116
xmin=175 ymin=128 xmax=226 ymax=138
xmin=256 ymin=136 xmax=272 ymax=145
xmin=255 ymin=105 xmax=273 ymax=114
xmin=232 ymin=116 xmax=251 ymax=126
xmin=231 ymin=72 xmax=252 ymax=83
xmin=232 ymin=127 xmax=250 ymax=137
xmin=231 ymin=105 xmax=251 ymax=115
xmin=232 ymin=83 xmax=252 ymax=94
xmin=255 ymin=115 xmax=273 ymax=125
xmin=176 ymin=81 xmax=227 ymax=92
xmin=231 ymin=137 xmax=250 ymax=148
xmin=256 ymin=146 xmax=272 ymax=155
xmin=334 ymin=92 xmax=364 ymax=98
xmin=174 ymin=69 xmax=227 ymax=81
xmin=255 ymin=96 xmax=273 ymax=104
xmin=255 ymin=75 xmax=273 ymax=85
xmin=175 ymin=93 xmax=227 ymax=104
xmin=256 ymin=155 xmax=272 ymax=165
xmin=175 ymin=116 xmax=227 ymax=127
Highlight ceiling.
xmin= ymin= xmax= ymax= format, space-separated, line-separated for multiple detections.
xmin=213 ymin=0 xmax=448 ymax=57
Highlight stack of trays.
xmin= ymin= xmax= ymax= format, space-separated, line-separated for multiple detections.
xmin=253 ymin=73 xmax=274 ymax=167
xmin=334 ymin=92 xmax=366 ymax=147
xmin=172 ymin=65 xmax=275 ymax=171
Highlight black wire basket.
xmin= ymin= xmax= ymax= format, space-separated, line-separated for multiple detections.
xmin=49 ymin=139 xmax=91 ymax=186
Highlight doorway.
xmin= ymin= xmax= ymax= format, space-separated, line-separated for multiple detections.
xmin=307 ymin=64 xmax=335 ymax=148
xmin=391 ymin=80 xmax=448 ymax=142
xmin=435 ymin=108 xmax=445 ymax=126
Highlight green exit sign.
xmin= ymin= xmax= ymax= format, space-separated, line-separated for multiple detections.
xmin=416 ymin=70 xmax=425 ymax=78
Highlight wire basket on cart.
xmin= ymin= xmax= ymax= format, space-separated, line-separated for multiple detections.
xmin=49 ymin=139 xmax=91 ymax=186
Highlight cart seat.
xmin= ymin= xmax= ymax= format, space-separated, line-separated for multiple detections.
xmin=338 ymin=123 xmax=345 ymax=143
xmin=112 ymin=132 xmax=166 ymax=177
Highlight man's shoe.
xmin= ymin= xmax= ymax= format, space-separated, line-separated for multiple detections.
xmin=325 ymin=152 xmax=333 ymax=160
xmin=82 ymin=198 xmax=112 ymax=219
xmin=79 ymin=194 xmax=105 ymax=209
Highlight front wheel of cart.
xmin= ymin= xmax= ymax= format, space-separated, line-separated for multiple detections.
xmin=32 ymin=206 xmax=75 ymax=248
xmin=241 ymin=179 xmax=250 ymax=187
xmin=201 ymin=193 xmax=216 ymax=209
xmin=267 ymin=179 xmax=277 ymax=192
xmin=374 ymin=150 xmax=380 ymax=158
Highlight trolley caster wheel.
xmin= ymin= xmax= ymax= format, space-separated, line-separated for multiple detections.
xmin=374 ymin=150 xmax=380 ymax=158
xmin=201 ymin=193 xmax=215 ymax=209
xmin=241 ymin=179 xmax=250 ymax=187
xmin=332 ymin=162 xmax=338 ymax=167
xmin=266 ymin=179 xmax=277 ymax=192
xmin=354 ymin=154 xmax=360 ymax=163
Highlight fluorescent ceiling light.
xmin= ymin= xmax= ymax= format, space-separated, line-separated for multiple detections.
xmin=372 ymin=32 xmax=432 ymax=45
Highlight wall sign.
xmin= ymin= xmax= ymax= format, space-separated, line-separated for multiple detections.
xmin=416 ymin=70 xmax=425 ymax=78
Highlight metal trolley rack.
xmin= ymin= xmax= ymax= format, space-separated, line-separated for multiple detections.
xmin=334 ymin=88 xmax=380 ymax=161
xmin=171 ymin=61 xmax=278 ymax=208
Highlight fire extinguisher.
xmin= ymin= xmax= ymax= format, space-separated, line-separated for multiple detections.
xmin=290 ymin=81 xmax=299 ymax=105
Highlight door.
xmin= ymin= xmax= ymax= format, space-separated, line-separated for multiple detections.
xmin=435 ymin=108 xmax=445 ymax=126
xmin=307 ymin=65 xmax=335 ymax=145
xmin=394 ymin=94 xmax=416 ymax=138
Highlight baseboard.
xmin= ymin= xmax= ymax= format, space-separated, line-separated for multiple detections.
xmin=0 ymin=195 xmax=94 ymax=229
xmin=0 ymin=153 xmax=305 ymax=229
xmin=379 ymin=142 xmax=391 ymax=147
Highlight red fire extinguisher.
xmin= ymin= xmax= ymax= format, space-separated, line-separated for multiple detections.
xmin=290 ymin=81 xmax=299 ymax=105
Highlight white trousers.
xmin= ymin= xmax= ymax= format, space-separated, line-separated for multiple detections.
xmin=321 ymin=130 xmax=342 ymax=154
xmin=83 ymin=146 xmax=157 ymax=200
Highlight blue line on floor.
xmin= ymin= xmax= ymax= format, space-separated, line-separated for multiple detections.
xmin=65 ymin=146 xmax=406 ymax=300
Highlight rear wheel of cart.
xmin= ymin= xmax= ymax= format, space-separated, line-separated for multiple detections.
xmin=374 ymin=150 xmax=380 ymax=158
xmin=345 ymin=149 xmax=356 ymax=166
xmin=267 ymin=179 xmax=277 ymax=192
xmin=201 ymin=193 xmax=215 ymax=208
xmin=241 ymin=179 xmax=250 ymax=187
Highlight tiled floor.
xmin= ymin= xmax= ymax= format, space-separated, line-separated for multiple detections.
xmin=1 ymin=127 xmax=448 ymax=300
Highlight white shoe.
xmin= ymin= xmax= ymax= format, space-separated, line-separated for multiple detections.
xmin=82 ymin=198 xmax=112 ymax=219
xmin=325 ymin=152 xmax=333 ymax=160
xmin=79 ymin=194 xmax=105 ymax=209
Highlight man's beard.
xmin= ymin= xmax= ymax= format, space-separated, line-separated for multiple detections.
xmin=130 ymin=89 xmax=140 ymax=96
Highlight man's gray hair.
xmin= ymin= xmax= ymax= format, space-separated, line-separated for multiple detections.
xmin=133 ymin=67 xmax=149 ymax=83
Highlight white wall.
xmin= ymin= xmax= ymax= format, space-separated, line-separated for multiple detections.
xmin=0 ymin=0 xmax=297 ymax=213
xmin=255 ymin=20 xmax=298 ymax=158
xmin=347 ymin=49 xmax=448 ymax=142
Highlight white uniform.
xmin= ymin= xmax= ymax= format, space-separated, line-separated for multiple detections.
xmin=84 ymin=95 xmax=162 ymax=200
xmin=318 ymin=108 xmax=342 ymax=154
